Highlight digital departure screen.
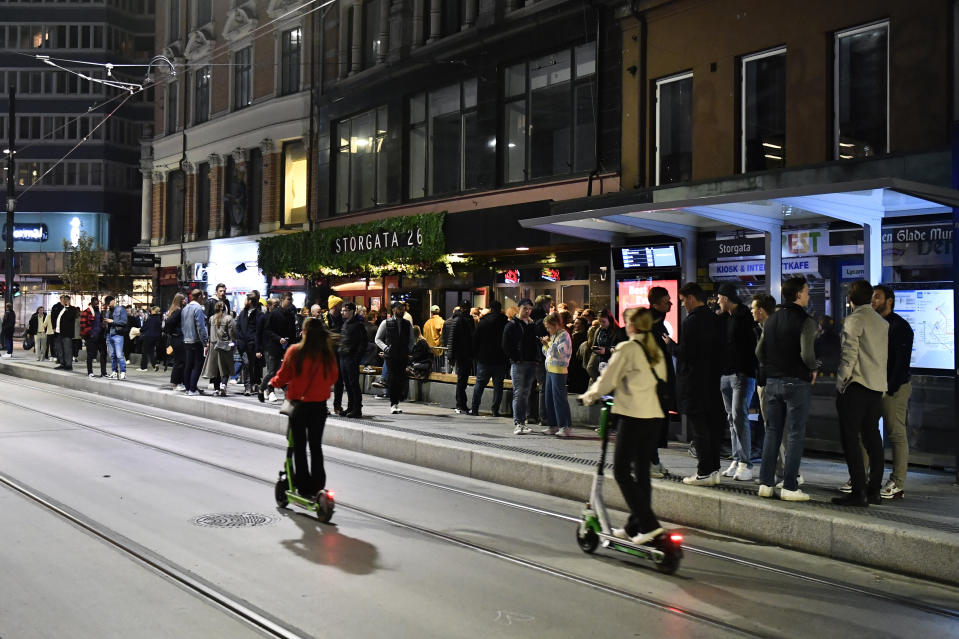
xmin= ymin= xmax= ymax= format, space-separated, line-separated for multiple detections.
xmin=617 ymin=245 xmax=678 ymax=270
xmin=894 ymin=288 xmax=955 ymax=370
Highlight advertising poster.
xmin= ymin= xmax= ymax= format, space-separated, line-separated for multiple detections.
xmin=617 ymin=279 xmax=680 ymax=342
xmin=894 ymin=289 xmax=955 ymax=370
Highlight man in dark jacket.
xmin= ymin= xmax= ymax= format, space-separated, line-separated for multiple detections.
xmin=236 ymin=293 xmax=262 ymax=396
xmin=338 ymin=302 xmax=368 ymax=418
xmin=502 ymin=298 xmax=541 ymax=434
xmin=528 ymin=295 xmax=551 ymax=423
xmin=677 ymin=283 xmax=725 ymax=487
xmin=716 ymin=283 xmax=759 ymax=482
xmin=259 ymin=295 xmax=294 ymax=402
xmin=53 ymin=295 xmax=79 ymax=371
xmin=648 ymin=286 xmax=678 ymax=477
xmin=870 ymin=285 xmax=915 ymax=500
xmin=49 ymin=295 xmax=65 ymax=363
xmin=80 ymin=297 xmax=107 ymax=377
xmin=448 ymin=301 xmax=475 ymax=414
xmin=470 ymin=300 xmax=509 ymax=416
xmin=1 ymin=303 xmax=14 ymax=357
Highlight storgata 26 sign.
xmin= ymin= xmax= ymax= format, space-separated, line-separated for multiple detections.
xmin=334 ymin=227 xmax=424 ymax=254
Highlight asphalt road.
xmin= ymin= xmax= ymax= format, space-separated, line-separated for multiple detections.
xmin=1 ymin=377 xmax=958 ymax=638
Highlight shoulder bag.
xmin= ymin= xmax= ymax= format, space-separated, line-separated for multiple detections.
xmin=214 ymin=319 xmax=233 ymax=351
xmin=636 ymin=340 xmax=671 ymax=416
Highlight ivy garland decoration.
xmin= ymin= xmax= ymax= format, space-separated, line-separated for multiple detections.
xmin=258 ymin=212 xmax=446 ymax=277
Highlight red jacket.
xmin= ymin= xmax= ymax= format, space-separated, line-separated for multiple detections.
xmin=269 ymin=346 xmax=338 ymax=402
xmin=80 ymin=307 xmax=96 ymax=339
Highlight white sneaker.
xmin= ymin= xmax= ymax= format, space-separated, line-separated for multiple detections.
xmin=174 ymin=384 xmax=186 ymax=391
xmin=721 ymin=460 xmax=739 ymax=478
xmin=733 ymin=463 xmax=753 ymax=482
xmin=650 ymin=463 xmax=667 ymax=479
xmin=106 ymin=372 xmax=118 ymax=380
xmin=268 ymin=392 xmax=278 ymax=403
xmin=880 ymin=479 xmax=903 ymax=499
xmin=513 ymin=424 xmax=532 ymax=435
xmin=118 ymin=372 xmax=126 ymax=381
xmin=610 ymin=528 xmax=629 ymax=540
xmin=541 ymin=426 xmax=559 ymax=436
xmin=391 ymin=404 xmax=401 ymax=414
xmin=1 ymin=353 xmax=11 ymax=358
xmin=555 ymin=427 xmax=572 ymax=438
xmin=775 ymin=474 xmax=805 ymax=489
xmin=125 ymin=359 xmax=130 ymax=364
xmin=838 ymin=479 xmax=852 ymax=493
xmin=88 ymin=373 xmax=97 ymax=378
xmin=682 ymin=471 xmax=720 ymax=486
xmin=630 ymin=527 xmax=665 ymax=546
xmin=780 ymin=487 xmax=810 ymax=502
xmin=758 ymin=484 xmax=775 ymax=498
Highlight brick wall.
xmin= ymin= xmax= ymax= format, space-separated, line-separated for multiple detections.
xmin=209 ymin=159 xmax=224 ymax=238
xmin=151 ymin=174 xmax=165 ymax=245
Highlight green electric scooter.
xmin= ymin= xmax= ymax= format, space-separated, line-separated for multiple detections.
xmin=274 ymin=425 xmax=334 ymax=523
xmin=575 ymin=397 xmax=683 ymax=574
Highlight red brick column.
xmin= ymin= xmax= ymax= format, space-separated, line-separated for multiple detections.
xmin=151 ymin=170 xmax=166 ymax=246
xmin=183 ymin=162 xmax=197 ymax=241
xmin=259 ymin=138 xmax=281 ymax=233
xmin=208 ymin=153 xmax=224 ymax=239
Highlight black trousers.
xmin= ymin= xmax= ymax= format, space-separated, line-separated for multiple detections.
xmin=386 ymin=359 xmax=407 ymax=405
xmin=454 ymin=357 xmax=472 ymax=410
xmin=688 ymin=410 xmax=723 ymax=476
xmin=290 ymin=401 xmax=328 ymax=495
xmin=340 ymin=355 xmax=361 ymax=414
xmin=333 ymin=368 xmax=344 ymax=410
xmin=243 ymin=342 xmax=262 ymax=390
xmin=613 ymin=416 xmax=663 ymax=536
xmin=169 ymin=337 xmax=185 ymax=385
xmin=85 ymin=337 xmax=107 ymax=376
xmin=140 ymin=338 xmax=158 ymax=370
xmin=58 ymin=335 xmax=74 ymax=369
xmin=836 ymin=382 xmax=884 ymax=496
xmin=184 ymin=342 xmax=204 ymax=392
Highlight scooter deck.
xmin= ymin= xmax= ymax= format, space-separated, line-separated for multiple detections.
xmin=598 ymin=533 xmax=666 ymax=560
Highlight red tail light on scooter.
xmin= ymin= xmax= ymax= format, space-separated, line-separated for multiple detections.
xmin=669 ymin=534 xmax=683 ymax=544
xmin=326 ymin=490 xmax=335 ymax=499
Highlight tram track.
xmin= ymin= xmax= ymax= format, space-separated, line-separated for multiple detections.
xmin=3 ymin=382 xmax=959 ymax=625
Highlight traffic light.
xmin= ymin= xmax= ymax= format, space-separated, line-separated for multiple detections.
xmin=0 ymin=282 xmax=21 ymax=297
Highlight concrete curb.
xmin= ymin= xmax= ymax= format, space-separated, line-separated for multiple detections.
xmin=2 ymin=360 xmax=957 ymax=586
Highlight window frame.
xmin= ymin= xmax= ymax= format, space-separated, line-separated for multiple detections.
xmin=654 ymin=70 xmax=693 ymax=186
xmin=279 ymin=26 xmax=302 ymax=95
xmin=833 ymin=20 xmax=890 ymax=161
xmin=165 ymin=81 xmax=179 ymax=135
xmin=740 ymin=46 xmax=786 ymax=173
xmin=335 ymin=106 xmax=389 ymax=214
xmin=232 ymin=45 xmax=253 ymax=111
xmin=192 ymin=65 xmax=210 ymax=124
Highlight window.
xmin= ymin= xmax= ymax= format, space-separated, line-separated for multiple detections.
xmin=166 ymin=170 xmax=184 ymax=243
xmin=741 ymin=48 xmax=786 ymax=172
xmin=503 ymin=43 xmax=596 ymax=184
xmin=168 ymin=0 xmax=179 ymax=41
xmin=193 ymin=66 xmax=210 ymax=124
xmin=247 ymin=148 xmax=263 ymax=232
xmin=282 ymin=141 xmax=308 ymax=225
xmin=655 ymin=72 xmax=692 ymax=185
xmin=196 ymin=162 xmax=210 ymax=238
xmin=166 ymin=82 xmax=178 ymax=134
xmin=835 ymin=22 xmax=888 ymax=160
xmin=336 ymin=107 xmax=389 ymax=213
xmin=195 ymin=0 xmax=212 ymax=28
xmin=233 ymin=47 xmax=252 ymax=110
xmin=280 ymin=28 xmax=301 ymax=95
xmin=363 ymin=0 xmax=381 ymax=68
xmin=408 ymin=79 xmax=480 ymax=198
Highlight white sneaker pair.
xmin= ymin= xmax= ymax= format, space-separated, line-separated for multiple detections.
xmin=759 ymin=484 xmax=810 ymax=501
xmin=611 ymin=526 xmax=665 ymax=545
xmin=775 ymin=474 xmax=805 ymax=489
xmin=723 ymin=460 xmax=753 ymax=481
xmin=513 ymin=423 xmax=532 ymax=435
xmin=555 ymin=427 xmax=572 ymax=438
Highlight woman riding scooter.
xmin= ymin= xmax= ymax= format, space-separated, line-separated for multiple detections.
xmin=268 ymin=317 xmax=339 ymax=500
xmin=579 ymin=307 xmax=667 ymax=546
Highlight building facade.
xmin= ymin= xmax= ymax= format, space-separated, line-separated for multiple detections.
xmin=0 ymin=0 xmax=156 ymax=321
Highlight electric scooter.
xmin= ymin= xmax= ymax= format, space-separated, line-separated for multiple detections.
xmin=575 ymin=397 xmax=683 ymax=574
xmin=274 ymin=425 xmax=335 ymax=523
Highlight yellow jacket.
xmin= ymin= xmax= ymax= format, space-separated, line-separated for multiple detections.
xmin=422 ymin=314 xmax=445 ymax=356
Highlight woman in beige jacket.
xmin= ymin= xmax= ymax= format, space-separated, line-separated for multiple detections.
xmin=202 ymin=302 xmax=236 ymax=396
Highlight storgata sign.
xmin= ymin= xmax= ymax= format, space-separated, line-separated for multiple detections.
xmin=334 ymin=227 xmax=424 ymax=254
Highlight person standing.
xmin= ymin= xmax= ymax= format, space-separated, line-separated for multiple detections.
xmin=267 ymin=317 xmax=339 ymax=500
xmin=53 ymin=295 xmax=78 ymax=371
xmin=678 ymin=283 xmax=725 ymax=487
xmin=139 ymin=307 xmax=162 ymax=371
xmin=580 ymin=307 xmax=669 ymax=545
xmin=80 ymin=297 xmax=107 ymax=377
xmin=647 ymin=286 xmax=678 ymax=478
xmin=30 ymin=306 xmax=47 ymax=361
xmin=102 ymin=296 xmax=127 ymax=379
xmin=422 ymin=305 xmax=445 ymax=372
xmin=502 ymin=298 xmax=540 ymax=434
xmin=528 ymin=295 xmax=552 ymax=423
xmin=256 ymin=298 xmax=277 ymax=401
xmin=49 ymin=295 xmax=65 ymax=363
xmin=259 ymin=295 xmax=295 ymax=402
xmin=164 ymin=294 xmax=186 ymax=390
xmin=337 ymin=302 xmax=368 ymax=418
xmin=833 ymin=279 xmax=888 ymax=507
xmin=374 ymin=300 xmax=415 ymax=414
xmin=566 ymin=317 xmax=590 ymax=394
xmin=39 ymin=306 xmax=55 ymax=360
xmin=470 ymin=300 xmax=509 ymax=417
xmin=540 ymin=312 xmax=573 ymax=437
xmin=202 ymin=301 xmax=236 ymax=396
xmin=756 ymin=278 xmax=817 ymax=501
xmin=324 ymin=295 xmax=346 ymax=415
xmin=236 ymin=292 xmax=262 ymax=396
xmin=716 ymin=283 xmax=759 ymax=482
xmin=449 ymin=299 xmax=475 ymax=414
xmin=180 ymin=289 xmax=209 ymax=394
xmin=870 ymin=285 xmax=914 ymax=500
xmin=1 ymin=303 xmax=14 ymax=357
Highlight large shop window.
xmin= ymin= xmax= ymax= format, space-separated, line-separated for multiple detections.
xmin=165 ymin=81 xmax=178 ymax=135
xmin=283 ymin=140 xmax=308 ymax=226
xmin=280 ymin=27 xmax=301 ymax=95
xmin=655 ymin=72 xmax=692 ymax=185
xmin=503 ymin=43 xmax=596 ymax=184
xmin=408 ymin=79 xmax=480 ymax=198
xmin=233 ymin=46 xmax=252 ymax=111
xmin=193 ymin=66 xmax=210 ymax=124
xmin=835 ymin=22 xmax=888 ymax=160
xmin=741 ymin=48 xmax=785 ymax=172
xmin=166 ymin=170 xmax=184 ymax=243
xmin=196 ymin=162 xmax=210 ymax=239
xmin=336 ymin=107 xmax=388 ymax=213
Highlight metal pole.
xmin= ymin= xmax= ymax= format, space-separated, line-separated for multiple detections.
xmin=4 ymin=86 xmax=15 ymax=307
xmin=952 ymin=121 xmax=959 ymax=485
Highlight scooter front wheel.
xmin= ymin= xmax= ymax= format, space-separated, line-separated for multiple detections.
xmin=576 ymin=526 xmax=599 ymax=553
xmin=274 ymin=479 xmax=289 ymax=508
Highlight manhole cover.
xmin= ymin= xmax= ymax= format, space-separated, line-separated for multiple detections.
xmin=191 ymin=513 xmax=278 ymax=528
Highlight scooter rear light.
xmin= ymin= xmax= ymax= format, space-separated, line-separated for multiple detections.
xmin=326 ymin=490 xmax=335 ymax=499
xmin=669 ymin=534 xmax=683 ymax=543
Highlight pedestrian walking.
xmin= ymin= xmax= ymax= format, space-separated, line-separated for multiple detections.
xmin=470 ymin=300 xmax=509 ymax=416
xmin=80 ymin=297 xmax=107 ymax=377
xmin=756 ymin=278 xmax=817 ymax=501
xmin=833 ymin=279 xmax=888 ymax=507
xmin=580 ymin=307 xmax=669 ymax=546
xmin=502 ymin=298 xmax=540 ymax=434
xmin=540 ymin=312 xmax=573 ymax=437
xmin=678 ymin=283 xmax=725 ymax=487
xmin=202 ymin=301 xmax=236 ymax=396
xmin=181 ymin=289 xmax=209 ymax=394
xmin=374 ymin=300 xmax=415 ymax=414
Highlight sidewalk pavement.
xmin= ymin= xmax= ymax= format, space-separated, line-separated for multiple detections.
xmin=2 ymin=354 xmax=958 ymax=585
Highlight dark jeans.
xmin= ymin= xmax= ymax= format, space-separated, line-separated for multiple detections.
xmin=510 ymin=361 xmax=536 ymax=424
xmin=837 ymin=382 xmax=884 ymax=497
xmin=386 ymin=358 xmax=407 ymax=405
xmin=759 ymin=377 xmax=811 ymax=491
xmin=57 ymin=335 xmax=74 ymax=369
xmin=241 ymin=343 xmax=261 ymax=390
xmin=169 ymin=337 xmax=185 ymax=385
xmin=471 ymin=362 xmax=505 ymax=414
xmin=339 ymin=354 xmax=362 ymax=414
xmin=140 ymin=338 xmax=158 ymax=369
xmin=453 ymin=357 xmax=472 ymax=410
xmin=333 ymin=366 xmax=344 ymax=410
xmin=2 ymin=333 xmax=12 ymax=355
xmin=85 ymin=337 xmax=107 ymax=376
xmin=614 ymin=416 xmax=663 ymax=536
xmin=184 ymin=342 xmax=205 ymax=392
xmin=289 ymin=401 xmax=328 ymax=495
xmin=688 ymin=410 xmax=723 ymax=476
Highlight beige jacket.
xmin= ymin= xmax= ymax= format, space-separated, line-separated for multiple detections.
xmin=837 ymin=305 xmax=888 ymax=394
xmin=580 ymin=335 xmax=667 ymax=419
